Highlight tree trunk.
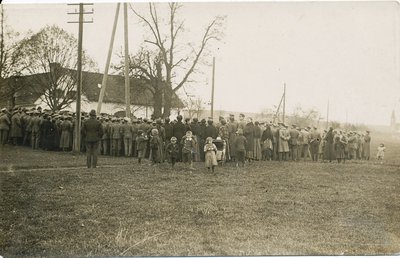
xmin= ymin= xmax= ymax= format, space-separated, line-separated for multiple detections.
xmin=152 ymin=80 xmax=163 ymax=119
xmin=152 ymin=61 xmax=163 ymax=119
xmin=162 ymin=83 xmax=173 ymax=118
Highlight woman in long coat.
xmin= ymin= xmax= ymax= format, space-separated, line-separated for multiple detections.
xmin=59 ymin=116 xmax=73 ymax=151
xmin=243 ymin=118 xmax=255 ymax=161
xmin=323 ymin=127 xmax=335 ymax=162
xmin=253 ymin=121 xmax=262 ymax=160
xmin=261 ymin=123 xmax=273 ymax=160
xmin=40 ymin=115 xmax=55 ymax=150
xmin=334 ymin=134 xmax=346 ymax=163
xmin=363 ymin=131 xmax=371 ymax=160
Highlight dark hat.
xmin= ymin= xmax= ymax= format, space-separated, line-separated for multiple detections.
xmin=89 ymin=109 xmax=96 ymax=117
xmin=239 ymin=113 xmax=245 ymax=117
xmin=229 ymin=114 xmax=235 ymax=117
xmin=177 ymin=115 xmax=183 ymax=120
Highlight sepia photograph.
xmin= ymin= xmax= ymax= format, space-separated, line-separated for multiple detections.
xmin=0 ymin=0 xmax=400 ymax=256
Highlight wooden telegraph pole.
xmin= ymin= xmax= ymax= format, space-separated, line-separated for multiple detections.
xmin=211 ymin=57 xmax=215 ymax=119
xmin=97 ymin=3 xmax=120 ymax=114
xmin=68 ymin=3 xmax=93 ymax=153
xmin=124 ymin=3 xmax=131 ymax=118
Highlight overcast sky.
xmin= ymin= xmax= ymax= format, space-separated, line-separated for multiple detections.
xmin=3 ymin=1 xmax=400 ymax=125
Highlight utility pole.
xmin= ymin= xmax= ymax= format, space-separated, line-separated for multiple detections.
xmin=211 ymin=57 xmax=215 ymax=120
xmin=68 ymin=3 xmax=93 ymax=153
xmin=124 ymin=3 xmax=131 ymax=118
xmin=97 ymin=3 xmax=120 ymax=114
xmin=283 ymin=83 xmax=286 ymax=124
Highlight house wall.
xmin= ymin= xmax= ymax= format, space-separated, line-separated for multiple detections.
xmin=34 ymin=95 xmax=180 ymax=119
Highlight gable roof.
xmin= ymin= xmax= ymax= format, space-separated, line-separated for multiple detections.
xmin=80 ymin=70 xmax=183 ymax=108
xmin=1 ymin=66 xmax=184 ymax=109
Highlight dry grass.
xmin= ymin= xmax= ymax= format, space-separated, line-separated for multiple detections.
xmin=1 ymin=131 xmax=400 ymax=257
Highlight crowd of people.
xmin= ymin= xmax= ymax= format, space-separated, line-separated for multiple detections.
xmin=0 ymin=106 xmax=377 ymax=169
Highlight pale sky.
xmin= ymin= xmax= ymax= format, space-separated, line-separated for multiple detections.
xmin=3 ymin=1 xmax=400 ymax=125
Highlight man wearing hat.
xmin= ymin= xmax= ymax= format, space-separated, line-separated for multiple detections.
xmin=227 ymin=114 xmax=238 ymax=163
xmin=122 ymin=117 xmax=133 ymax=157
xmin=309 ymin=126 xmax=321 ymax=162
xmin=173 ymin=115 xmax=186 ymax=162
xmin=278 ymin=123 xmax=290 ymax=161
xmin=30 ymin=110 xmax=41 ymax=149
xmin=271 ymin=123 xmax=280 ymax=161
xmin=82 ymin=109 xmax=103 ymax=168
xmin=238 ymin=113 xmax=246 ymax=131
xmin=10 ymin=108 xmax=22 ymax=145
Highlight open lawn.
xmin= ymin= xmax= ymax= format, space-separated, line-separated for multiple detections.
xmin=1 ymin=132 xmax=400 ymax=257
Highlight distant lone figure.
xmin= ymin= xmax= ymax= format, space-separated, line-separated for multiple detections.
xmin=82 ymin=109 xmax=103 ymax=168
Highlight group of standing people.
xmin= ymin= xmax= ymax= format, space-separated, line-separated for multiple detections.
xmin=1 ymin=106 xmax=374 ymax=168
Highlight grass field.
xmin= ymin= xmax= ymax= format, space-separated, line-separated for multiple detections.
xmin=1 ymin=131 xmax=400 ymax=257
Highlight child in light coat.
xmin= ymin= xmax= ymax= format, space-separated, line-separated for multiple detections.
xmin=204 ymin=137 xmax=218 ymax=172
xmin=376 ymin=143 xmax=386 ymax=164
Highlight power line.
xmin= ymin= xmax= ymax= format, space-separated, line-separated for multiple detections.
xmin=67 ymin=3 xmax=93 ymax=153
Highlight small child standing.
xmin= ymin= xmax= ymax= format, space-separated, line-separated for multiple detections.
xmin=377 ymin=143 xmax=386 ymax=164
xmin=234 ymin=129 xmax=247 ymax=167
xmin=181 ymin=131 xmax=196 ymax=170
xmin=136 ymin=130 xmax=147 ymax=164
xmin=166 ymin=137 xmax=179 ymax=167
xmin=204 ymin=137 xmax=218 ymax=172
xmin=149 ymin=128 xmax=162 ymax=165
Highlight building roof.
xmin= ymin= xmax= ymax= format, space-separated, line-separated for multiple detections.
xmin=1 ymin=66 xmax=184 ymax=109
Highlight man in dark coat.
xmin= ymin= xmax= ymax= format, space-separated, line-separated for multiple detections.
xmin=173 ymin=115 xmax=186 ymax=161
xmin=309 ymin=127 xmax=321 ymax=162
xmin=204 ymin=119 xmax=218 ymax=139
xmin=10 ymin=109 xmax=22 ymax=145
xmin=82 ymin=109 xmax=103 ymax=168
xmin=323 ymin=127 xmax=335 ymax=162
xmin=198 ymin=119 xmax=207 ymax=161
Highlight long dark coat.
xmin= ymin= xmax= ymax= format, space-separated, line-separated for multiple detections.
xmin=173 ymin=121 xmax=186 ymax=142
xmin=243 ymin=122 xmax=254 ymax=151
xmin=323 ymin=130 xmax=335 ymax=161
xmin=41 ymin=119 xmax=55 ymax=150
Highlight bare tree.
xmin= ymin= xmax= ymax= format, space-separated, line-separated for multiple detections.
xmin=130 ymin=3 xmax=224 ymax=118
xmin=13 ymin=25 xmax=97 ymax=111
xmin=113 ymin=48 xmax=164 ymax=118
xmin=183 ymin=97 xmax=204 ymax=119
xmin=289 ymin=105 xmax=320 ymax=127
